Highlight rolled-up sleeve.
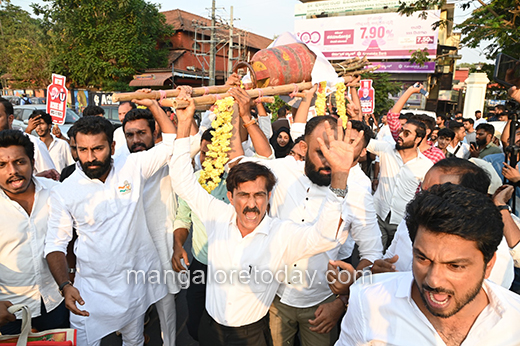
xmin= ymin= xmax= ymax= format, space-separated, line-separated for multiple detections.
xmin=44 ymin=190 xmax=73 ymax=256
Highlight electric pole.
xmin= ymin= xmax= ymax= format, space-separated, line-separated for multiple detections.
xmin=209 ymin=0 xmax=216 ymax=86
xmin=227 ymin=6 xmax=234 ymax=78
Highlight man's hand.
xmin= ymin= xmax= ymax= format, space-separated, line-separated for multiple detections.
xmin=63 ymin=285 xmax=89 ymax=316
xmin=301 ymin=84 xmax=318 ymax=102
xmin=131 ymin=88 xmax=159 ymax=109
xmin=35 ymin=168 xmax=60 ymax=181
xmin=317 ymin=121 xmax=364 ymax=175
xmin=225 ymin=72 xmax=241 ymax=87
xmin=493 ymin=184 xmax=515 ymax=205
xmin=327 ymin=260 xmax=356 ymax=295
xmin=308 ymin=298 xmax=344 ymax=334
xmin=228 ymin=87 xmax=252 ymax=120
xmin=172 ymin=244 xmax=190 ymax=272
xmin=0 ymin=301 xmax=15 ymax=327
xmin=503 ymin=163 xmax=520 ymax=183
xmin=407 ymin=83 xmax=425 ymax=95
xmin=25 ymin=114 xmax=42 ymax=134
xmin=469 ymin=143 xmax=480 ymax=158
xmin=52 ymin=124 xmax=64 ymax=139
xmin=371 ymin=255 xmax=399 ymax=274
xmin=175 ymin=88 xmax=196 ymax=125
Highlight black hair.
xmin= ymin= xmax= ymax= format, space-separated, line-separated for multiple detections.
xmin=496 ymin=105 xmax=506 ymax=112
xmin=120 ymin=101 xmax=137 ymax=110
xmin=67 ymin=126 xmax=76 ymax=140
xmin=463 ymin=118 xmax=474 ymax=125
xmin=29 ymin=110 xmax=52 ymax=125
xmin=475 ymin=110 xmax=482 ymax=114
xmin=0 ymin=97 xmax=13 ymax=117
xmin=436 ymin=114 xmax=447 ymax=122
xmin=411 ymin=114 xmax=435 ymax=132
xmin=294 ymin=135 xmax=304 ymax=145
xmin=0 ymin=129 xmax=34 ymax=162
xmin=406 ymin=118 xmax=426 ymax=140
xmin=82 ymin=105 xmax=105 ymax=117
xmin=406 ymin=183 xmax=503 ymax=264
xmin=122 ymin=108 xmax=156 ymax=134
xmin=438 ymin=128 xmax=455 ymax=140
xmin=447 ymin=120 xmax=464 ymax=130
xmin=201 ymin=127 xmax=215 ymax=143
xmin=432 ymin=157 xmax=490 ymax=195
xmin=399 ymin=113 xmax=411 ymax=121
xmin=304 ymin=115 xmax=337 ymax=142
xmin=277 ymin=106 xmax=287 ymax=118
xmin=349 ymin=119 xmax=374 ymax=148
xmin=476 ymin=123 xmax=495 ymax=136
xmin=72 ymin=116 xmax=114 ymax=144
xmin=226 ymin=161 xmax=277 ymax=193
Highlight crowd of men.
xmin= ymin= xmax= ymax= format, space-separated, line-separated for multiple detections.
xmin=1 ymin=75 xmax=520 ymax=346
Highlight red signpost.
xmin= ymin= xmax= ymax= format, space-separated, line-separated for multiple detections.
xmin=46 ymin=74 xmax=68 ymax=125
xmin=358 ymin=79 xmax=375 ymax=114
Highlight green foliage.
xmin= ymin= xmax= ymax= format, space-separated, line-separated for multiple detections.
xmin=0 ymin=3 xmax=52 ymax=88
xmin=32 ymin=0 xmax=173 ymax=89
xmin=409 ymin=48 xmax=430 ymax=66
xmin=266 ymin=95 xmax=288 ymax=122
xmin=398 ymin=0 xmax=520 ymax=60
xmin=360 ymin=72 xmax=402 ymax=115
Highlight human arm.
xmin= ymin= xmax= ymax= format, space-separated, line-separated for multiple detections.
xmin=387 ymin=84 xmax=424 ymax=141
xmin=24 ymin=114 xmax=42 ymax=134
xmin=502 ymin=162 xmax=520 ymax=183
xmin=256 ymin=102 xmax=273 ymax=140
xmin=493 ymin=185 xmax=520 ymax=249
xmin=228 ymin=87 xmax=273 ymax=158
xmin=172 ymin=197 xmax=193 ymax=272
xmin=501 ymin=119 xmax=512 ymax=148
xmin=0 ymin=301 xmax=15 ymax=327
xmin=290 ymin=85 xmax=318 ymax=140
xmin=308 ymin=298 xmax=345 ymax=334
xmin=348 ymin=86 xmax=363 ymax=121
xmin=52 ymin=125 xmax=69 ymax=143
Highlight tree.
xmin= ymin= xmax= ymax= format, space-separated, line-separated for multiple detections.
xmin=0 ymin=3 xmax=52 ymax=88
xmin=398 ymin=0 xmax=520 ymax=60
xmin=33 ymin=0 xmax=174 ymax=90
xmin=360 ymin=72 xmax=402 ymax=115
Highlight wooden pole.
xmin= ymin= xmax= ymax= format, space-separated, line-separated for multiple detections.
xmin=112 ymin=85 xmax=233 ymax=103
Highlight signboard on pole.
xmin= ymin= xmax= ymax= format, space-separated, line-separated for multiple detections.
xmin=359 ymin=79 xmax=375 ymax=114
xmin=46 ymin=74 xmax=68 ymax=125
xmin=294 ymin=10 xmax=439 ymax=60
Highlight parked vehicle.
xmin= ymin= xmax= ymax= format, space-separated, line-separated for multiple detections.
xmin=4 ymin=95 xmax=21 ymax=105
xmin=13 ymin=105 xmax=80 ymax=138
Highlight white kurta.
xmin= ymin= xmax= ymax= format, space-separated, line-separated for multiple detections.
xmin=46 ymin=135 xmax=75 ymax=173
xmin=44 ymin=134 xmax=175 ymax=344
xmin=26 ymin=133 xmax=56 ymax=173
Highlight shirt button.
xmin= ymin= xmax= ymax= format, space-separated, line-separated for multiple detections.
xmin=302 ymin=219 xmax=304 ymax=222
xmin=306 ymin=198 xmax=308 ymax=200
xmin=293 ymin=264 xmax=297 ymax=267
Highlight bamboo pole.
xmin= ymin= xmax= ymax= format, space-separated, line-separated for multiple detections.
xmin=112 ymin=85 xmax=233 ymax=102
xmin=161 ymin=76 xmax=355 ymax=109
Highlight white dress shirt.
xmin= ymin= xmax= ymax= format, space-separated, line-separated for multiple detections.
xmin=45 ymin=135 xmax=74 ymax=173
xmin=475 ymin=117 xmax=487 ymax=127
xmin=367 ymin=139 xmax=433 ymax=225
xmin=243 ymin=156 xmax=383 ymax=307
xmin=113 ymin=126 xmax=130 ymax=158
xmin=44 ymin=134 xmax=175 ymax=343
xmin=170 ymin=138 xmax=350 ymax=327
xmin=26 ymin=133 xmax=56 ymax=173
xmin=0 ymin=177 xmax=63 ymax=318
xmin=336 ymin=272 xmax=520 ymax=346
xmin=447 ymin=142 xmax=470 ymax=159
xmin=385 ymin=219 xmax=514 ymax=288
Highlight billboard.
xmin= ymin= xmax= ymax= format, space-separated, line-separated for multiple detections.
xmin=294 ymin=0 xmax=415 ymax=18
xmin=294 ymin=10 xmax=439 ymax=60
xmin=365 ymin=61 xmax=436 ymax=73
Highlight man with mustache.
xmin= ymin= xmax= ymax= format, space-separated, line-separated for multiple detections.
xmin=470 ymin=123 xmax=502 ymax=159
xmin=336 ymin=183 xmax=520 ymax=346
xmin=121 ymin=107 xmax=180 ymax=346
xmin=44 ymin=97 xmax=175 ymax=346
xmin=230 ymin=86 xmax=382 ymax=345
xmin=0 ymin=130 xmax=68 ymax=334
xmin=170 ymin=91 xmax=361 ymax=346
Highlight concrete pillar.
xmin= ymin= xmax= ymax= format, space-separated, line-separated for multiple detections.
xmin=463 ymin=72 xmax=489 ymax=120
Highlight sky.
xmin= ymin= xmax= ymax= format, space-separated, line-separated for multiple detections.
xmin=15 ymin=0 xmax=491 ymax=64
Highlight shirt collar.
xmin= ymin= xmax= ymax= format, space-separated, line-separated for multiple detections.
xmin=230 ymin=212 xmax=272 ymax=237
xmin=0 ymin=176 xmax=41 ymax=200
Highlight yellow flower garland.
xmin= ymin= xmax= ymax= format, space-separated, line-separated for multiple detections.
xmin=198 ymin=97 xmax=234 ymax=193
xmin=335 ymin=82 xmax=348 ymax=129
xmin=315 ymin=81 xmax=327 ymax=116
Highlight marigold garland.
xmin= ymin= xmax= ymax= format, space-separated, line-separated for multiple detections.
xmin=198 ymin=97 xmax=234 ymax=193
xmin=315 ymin=81 xmax=327 ymax=116
xmin=335 ymin=82 xmax=348 ymax=129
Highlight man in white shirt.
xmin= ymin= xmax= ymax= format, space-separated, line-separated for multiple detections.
xmin=375 ymin=158 xmax=514 ymax=289
xmin=446 ymin=121 xmax=470 ymax=159
xmin=121 ymin=107 xmax=180 ymax=346
xmin=474 ymin=109 xmax=487 ymax=127
xmin=336 ymin=183 xmax=520 ymax=346
xmin=26 ymin=110 xmax=74 ymax=172
xmin=0 ymin=130 xmax=68 ymax=334
xmin=114 ymin=101 xmax=136 ymax=155
xmin=170 ymin=93 xmax=361 ymax=346
xmin=45 ymin=101 xmax=174 ymax=346
xmin=0 ymin=97 xmax=57 ymax=175
xmin=234 ymin=86 xmax=382 ymax=345
xmin=367 ymin=118 xmax=433 ymax=250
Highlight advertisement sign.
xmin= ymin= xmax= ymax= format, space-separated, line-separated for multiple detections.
xmin=358 ymin=79 xmax=375 ymax=114
xmin=365 ymin=61 xmax=436 ymax=73
xmin=295 ymin=0 xmax=415 ymax=18
xmin=294 ymin=10 xmax=439 ymax=60
xmin=46 ymin=74 xmax=68 ymax=125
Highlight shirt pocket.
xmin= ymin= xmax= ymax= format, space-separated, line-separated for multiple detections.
xmin=237 ymin=260 xmax=273 ymax=293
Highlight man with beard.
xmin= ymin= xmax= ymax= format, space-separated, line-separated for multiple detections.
xmin=231 ymin=86 xmax=382 ymax=345
xmin=335 ymin=183 xmax=520 ymax=346
xmin=470 ymin=123 xmax=502 ymax=158
xmin=44 ymin=97 xmax=175 ymax=346
xmin=121 ymin=107 xmax=180 ymax=346
xmin=446 ymin=121 xmax=470 ymax=159
xmin=114 ymin=101 xmax=136 ymax=154
xmin=27 ymin=110 xmax=74 ymax=172
xmin=0 ymin=97 xmax=56 ymax=175
xmin=367 ymin=118 xmax=433 ymax=250
xmin=0 ymin=130 xmax=69 ymax=334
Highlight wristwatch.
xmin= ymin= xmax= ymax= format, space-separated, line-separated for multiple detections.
xmin=329 ymin=186 xmax=348 ymax=198
xmin=59 ymin=280 xmax=73 ymax=297
xmin=497 ymin=204 xmax=512 ymax=212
